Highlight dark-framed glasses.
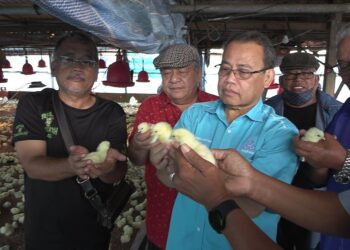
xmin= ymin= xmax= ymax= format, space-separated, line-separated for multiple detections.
xmin=284 ymin=72 xmax=315 ymax=80
xmin=215 ymin=64 xmax=271 ymax=80
xmin=56 ymin=56 xmax=98 ymax=68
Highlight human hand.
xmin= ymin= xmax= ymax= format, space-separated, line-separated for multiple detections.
xmin=132 ymin=129 xmax=154 ymax=150
xmin=293 ymin=131 xmax=347 ymax=170
xmin=83 ymin=148 xmax=127 ymax=179
xmin=149 ymin=141 xmax=171 ymax=170
xmin=68 ymin=145 xmax=90 ymax=179
xmin=213 ymin=149 xmax=255 ymax=197
xmin=172 ymin=144 xmax=230 ymax=210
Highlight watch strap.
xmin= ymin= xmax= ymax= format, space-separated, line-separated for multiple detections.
xmin=334 ymin=149 xmax=350 ymax=184
xmin=209 ymin=199 xmax=240 ymax=233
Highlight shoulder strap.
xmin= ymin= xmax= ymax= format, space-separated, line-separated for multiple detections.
xmin=51 ymin=91 xmax=75 ymax=149
xmin=51 ymin=92 xmax=110 ymax=226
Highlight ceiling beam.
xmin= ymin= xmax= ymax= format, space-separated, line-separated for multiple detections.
xmin=170 ymin=3 xmax=350 ymax=14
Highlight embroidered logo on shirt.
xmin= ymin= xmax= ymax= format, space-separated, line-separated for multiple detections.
xmin=241 ymin=137 xmax=255 ymax=155
xmin=13 ymin=124 xmax=28 ymax=138
xmin=41 ymin=112 xmax=58 ymax=139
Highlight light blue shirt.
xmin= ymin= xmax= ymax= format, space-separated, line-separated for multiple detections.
xmin=167 ymin=99 xmax=299 ymax=250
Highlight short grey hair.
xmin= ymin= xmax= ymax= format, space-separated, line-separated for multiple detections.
xmin=223 ymin=31 xmax=276 ymax=69
xmin=336 ymin=23 xmax=350 ymax=48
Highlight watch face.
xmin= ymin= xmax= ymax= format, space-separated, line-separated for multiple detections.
xmin=209 ymin=210 xmax=224 ymax=233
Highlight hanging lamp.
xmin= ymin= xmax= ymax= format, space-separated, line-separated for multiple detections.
xmin=137 ymin=59 xmax=150 ymax=82
xmin=21 ymin=55 xmax=35 ymax=75
xmin=103 ymin=49 xmax=134 ymax=87
xmin=2 ymin=59 xmax=11 ymax=68
xmin=98 ymin=58 xmax=107 ymax=69
xmin=38 ymin=51 xmax=47 ymax=68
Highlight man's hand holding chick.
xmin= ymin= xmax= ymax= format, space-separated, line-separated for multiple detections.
xmin=294 ymin=130 xmax=347 ymax=171
xmin=70 ymin=145 xmax=127 ymax=183
xmin=172 ymin=144 xmax=230 ymax=210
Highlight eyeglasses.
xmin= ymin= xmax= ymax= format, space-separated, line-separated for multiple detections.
xmin=56 ymin=56 xmax=98 ymax=68
xmin=284 ymin=72 xmax=315 ymax=80
xmin=215 ymin=64 xmax=271 ymax=80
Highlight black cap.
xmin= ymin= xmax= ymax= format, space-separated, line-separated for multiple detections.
xmin=280 ymin=52 xmax=319 ymax=73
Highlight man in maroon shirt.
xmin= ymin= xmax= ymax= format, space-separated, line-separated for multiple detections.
xmin=128 ymin=44 xmax=218 ymax=250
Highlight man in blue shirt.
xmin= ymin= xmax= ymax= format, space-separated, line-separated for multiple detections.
xmin=150 ymin=31 xmax=299 ymax=250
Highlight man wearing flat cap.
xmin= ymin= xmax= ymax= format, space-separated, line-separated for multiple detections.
xmin=128 ymin=44 xmax=218 ymax=250
xmin=265 ymin=52 xmax=342 ymax=250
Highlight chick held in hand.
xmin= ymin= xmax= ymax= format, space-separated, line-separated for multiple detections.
xmin=302 ymin=127 xmax=325 ymax=143
xmin=137 ymin=121 xmax=173 ymax=144
xmin=137 ymin=122 xmax=152 ymax=134
xmin=83 ymin=141 xmax=110 ymax=164
xmin=150 ymin=122 xmax=173 ymax=144
xmin=300 ymin=127 xmax=325 ymax=162
xmin=171 ymin=128 xmax=217 ymax=166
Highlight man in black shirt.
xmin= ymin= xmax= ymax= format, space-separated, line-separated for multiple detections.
xmin=13 ymin=32 xmax=128 ymax=250
xmin=265 ymin=52 xmax=342 ymax=250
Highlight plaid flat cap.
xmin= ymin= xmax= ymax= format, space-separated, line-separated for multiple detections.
xmin=280 ymin=52 xmax=319 ymax=73
xmin=153 ymin=44 xmax=200 ymax=69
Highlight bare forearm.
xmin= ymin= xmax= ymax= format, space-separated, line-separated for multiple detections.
xmin=223 ymin=209 xmax=281 ymax=250
xmin=249 ymin=171 xmax=350 ymax=237
xmin=22 ymin=156 xmax=75 ymax=181
xmin=234 ymin=197 xmax=265 ymax=218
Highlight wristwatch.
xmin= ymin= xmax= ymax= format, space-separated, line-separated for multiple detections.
xmin=208 ymin=200 xmax=240 ymax=234
xmin=334 ymin=149 xmax=350 ymax=184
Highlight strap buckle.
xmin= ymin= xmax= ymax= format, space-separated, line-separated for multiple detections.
xmin=76 ymin=176 xmax=90 ymax=184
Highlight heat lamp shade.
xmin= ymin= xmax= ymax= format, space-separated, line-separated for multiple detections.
xmin=21 ymin=61 xmax=35 ymax=75
xmin=103 ymin=56 xmax=134 ymax=87
xmin=136 ymin=70 xmax=150 ymax=82
xmin=38 ymin=59 xmax=47 ymax=68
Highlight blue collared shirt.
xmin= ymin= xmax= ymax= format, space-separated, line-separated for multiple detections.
xmin=167 ymin=99 xmax=298 ymax=250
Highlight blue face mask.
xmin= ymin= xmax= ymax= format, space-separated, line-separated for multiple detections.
xmin=282 ymin=89 xmax=314 ymax=106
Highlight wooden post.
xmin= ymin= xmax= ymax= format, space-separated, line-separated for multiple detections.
xmin=323 ymin=13 xmax=342 ymax=96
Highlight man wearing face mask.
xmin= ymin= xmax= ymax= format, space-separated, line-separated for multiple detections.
xmin=265 ymin=52 xmax=342 ymax=250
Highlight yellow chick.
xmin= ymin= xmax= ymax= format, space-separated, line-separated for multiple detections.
xmin=302 ymin=127 xmax=325 ymax=143
xmin=300 ymin=127 xmax=325 ymax=162
xmin=83 ymin=141 xmax=110 ymax=164
xmin=137 ymin=122 xmax=152 ymax=133
xmin=171 ymin=128 xmax=217 ymax=166
xmin=150 ymin=122 xmax=173 ymax=144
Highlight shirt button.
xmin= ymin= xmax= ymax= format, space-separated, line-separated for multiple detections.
xmin=227 ymin=129 xmax=231 ymax=133
xmin=196 ymin=227 xmax=201 ymax=232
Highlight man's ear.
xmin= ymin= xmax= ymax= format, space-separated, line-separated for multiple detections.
xmin=263 ymin=69 xmax=275 ymax=88
xmin=51 ymin=61 xmax=57 ymax=77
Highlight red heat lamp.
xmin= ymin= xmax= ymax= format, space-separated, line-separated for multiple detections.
xmin=103 ymin=50 xmax=134 ymax=87
xmin=98 ymin=59 xmax=107 ymax=69
xmin=268 ymin=82 xmax=283 ymax=94
xmin=136 ymin=59 xmax=150 ymax=82
xmin=21 ymin=57 xmax=35 ymax=75
xmin=38 ymin=58 xmax=47 ymax=68
xmin=268 ymin=83 xmax=280 ymax=89
xmin=2 ymin=59 xmax=11 ymax=68
xmin=136 ymin=70 xmax=150 ymax=82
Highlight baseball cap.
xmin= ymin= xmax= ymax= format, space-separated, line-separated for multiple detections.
xmin=153 ymin=44 xmax=201 ymax=69
xmin=280 ymin=52 xmax=319 ymax=73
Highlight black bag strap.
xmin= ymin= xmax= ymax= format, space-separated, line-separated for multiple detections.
xmin=51 ymin=92 xmax=110 ymax=225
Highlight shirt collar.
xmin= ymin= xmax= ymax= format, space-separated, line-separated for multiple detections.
xmin=160 ymin=89 xmax=203 ymax=106
xmin=213 ymin=98 xmax=265 ymax=122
